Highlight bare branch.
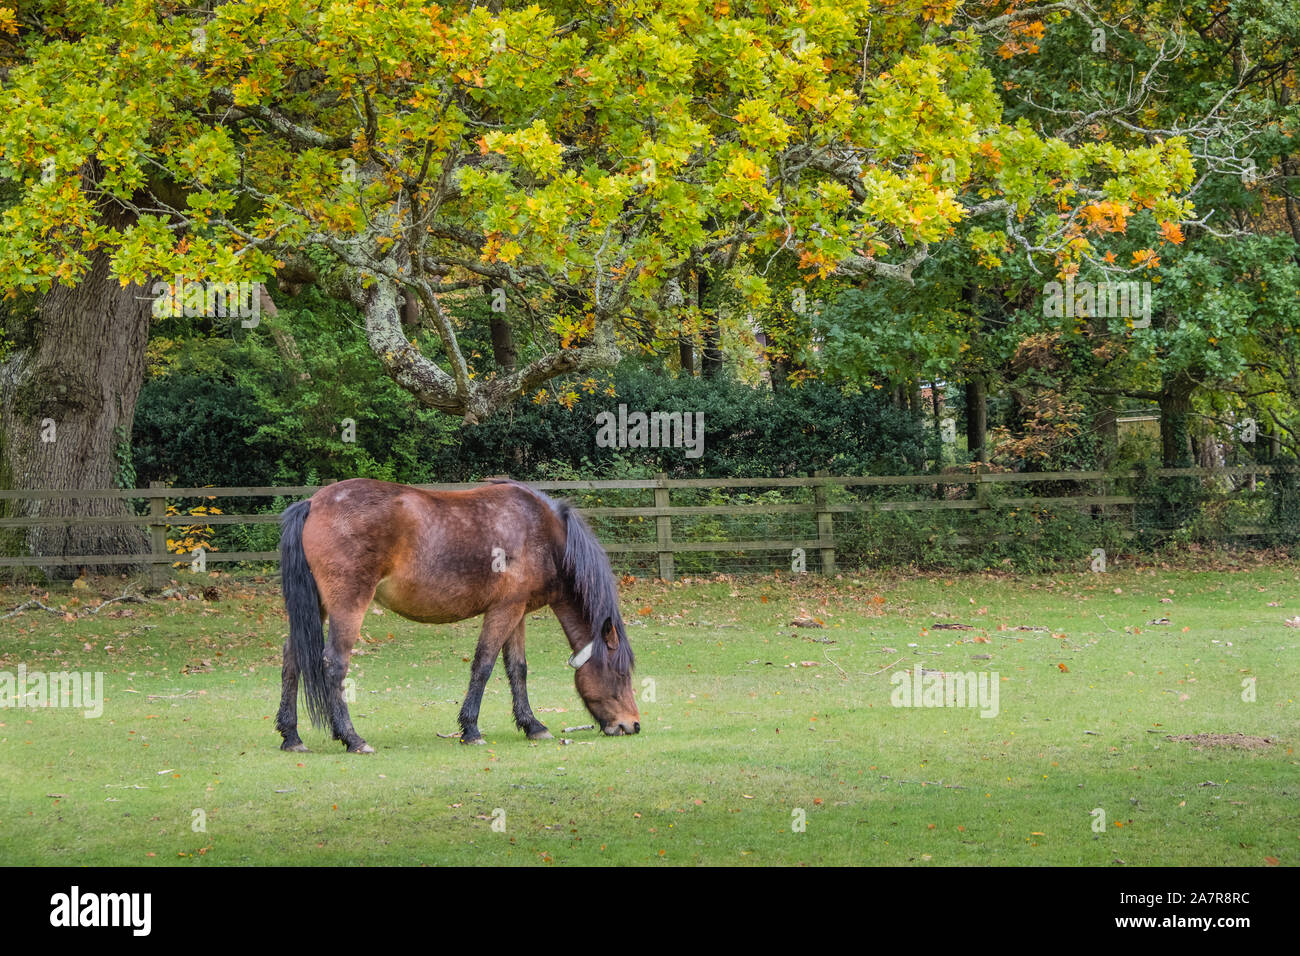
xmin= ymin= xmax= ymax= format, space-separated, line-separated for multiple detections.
xmin=209 ymin=89 xmax=352 ymax=150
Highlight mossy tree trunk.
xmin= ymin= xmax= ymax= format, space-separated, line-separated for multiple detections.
xmin=0 ymin=197 xmax=151 ymax=576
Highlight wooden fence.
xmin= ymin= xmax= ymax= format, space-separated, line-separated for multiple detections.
xmin=1 ymin=465 xmax=1296 ymax=582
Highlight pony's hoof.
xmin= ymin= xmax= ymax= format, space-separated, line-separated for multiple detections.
xmin=527 ymin=729 xmax=554 ymax=740
xmin=348 ymin=742 xmax=375 ymax=754
xmin=281 ymin=740 xmax=309 ymax=752
xmin=461 ymin=736 xmax=486 ymax=746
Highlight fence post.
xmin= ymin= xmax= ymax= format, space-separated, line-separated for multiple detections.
xmin=654 ymin=473 xmax=674 ymax=582
xmin=148 ymin=480 xmax=168 ymax=588
xmin=814 ymin=469 xmax=836 ymax=576
xmin=975 ymin=464 xmax=990 ymax=514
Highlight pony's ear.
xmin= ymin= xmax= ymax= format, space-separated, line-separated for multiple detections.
xmin=604 ymin=623 xmax=620 ymax=652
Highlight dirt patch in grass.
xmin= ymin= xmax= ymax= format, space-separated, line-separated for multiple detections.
xmin=1166 ymin=733 xmax=1275 ymax=750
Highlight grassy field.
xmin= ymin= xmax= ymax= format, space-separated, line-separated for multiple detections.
xmin=0 ymin=561 xmax=1296 ymax=866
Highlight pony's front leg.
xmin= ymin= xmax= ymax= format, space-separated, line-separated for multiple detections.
xmin=326 ymin=610 xmax=373 ymax=754
xmin=458 ymin=604 xmax=525 ymax=745
xmin=502 ymin=617 xmax=551 ymax=740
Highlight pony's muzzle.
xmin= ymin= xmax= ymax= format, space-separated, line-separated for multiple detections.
xmin=604 ymin=720 xmax=641 ymax=736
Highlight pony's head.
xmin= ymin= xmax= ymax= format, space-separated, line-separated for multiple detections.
xmin=551 ymin=495 xmax=640 ymax=736
xmin=569 ymin=615 xmax=639 ymax=735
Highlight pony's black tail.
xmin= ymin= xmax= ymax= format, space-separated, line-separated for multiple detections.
xmin=557 ymin=501 xmax=634 ymax=675
xmin=280 ymin=500 xmax=330 ymax=728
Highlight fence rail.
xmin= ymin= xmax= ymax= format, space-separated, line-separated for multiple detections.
xmin=2 ymin=465 xmax=1297 ymax=581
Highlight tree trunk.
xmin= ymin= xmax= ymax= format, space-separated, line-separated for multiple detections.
xmin=0 ymin=194 xmax=152 ymax=577
xmin=965 ymin=375 xmax=988 ymax=462
xmin=698 ymin=270 xmax=723 ymax=379
xmin=1280 ymin=84 xmax=1300 ymax=246
xmin=931 ymin=381 xmax=944 ymax=478
xmin=1153 ymin=370 xmax=1199 ymax=527
xmin=1158 ymin=372 xmax=1196 ymax=467
xmin=678 ymin=335 xmax=695 ymax=377
xmin=400 ymin=288 xmax=421 ymax=335
xmin=769 ymin=352 xmax=792 ymax=391
xmin=489 ymin=313 xmax=517 ymax=374
xmin=1094 ymin=399 xmax=1118 ymax=469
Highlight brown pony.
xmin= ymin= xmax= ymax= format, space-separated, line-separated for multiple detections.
xmin=276 ymin=478 xmax=639 ymax=752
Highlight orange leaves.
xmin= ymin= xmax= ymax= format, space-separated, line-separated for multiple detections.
xmin=452 ymin=68 xmax=486 ymax=88
xmin=1079 ymin=201 xmax=1131 ymax=235
xmin=920 ymin=0 xmax=959 ymax=24
xmin=976 ymin=141 xmax=1003 ymax=166
xmin=1058 ymin=663 xmax=1069 ymax=673
xmin=730 ymin=156 xmax=765 ymax=182
xmin=1131 ymin=248 xmax=1160 ymax=270
xmin=997 ymin=22 xmax=1044 ymax=59
xmin=763 ymin=225 xmax=794 ymax=245
xmin=230 ymin=75 xmax=266 ymax=107
xmin=796 ymin=248 xmax=836 ymax=279
xmin=1158 ymin=221 xmax=1185 ymax=245
xmin=479 ymin=232 xmax=505 ymax=263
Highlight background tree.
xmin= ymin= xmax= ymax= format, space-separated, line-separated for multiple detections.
xmin=0 ymin=0 xmax=1200 ymax=570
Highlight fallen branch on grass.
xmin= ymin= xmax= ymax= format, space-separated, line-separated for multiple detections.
xmin=86 ymin=591 xmax=149 ymax=614
xmin=824 ymin=649 xmax=847 ymax=679
xmin=2 ymin=587 xmax=149 ymax=621
xmin=0 ymin=600 xmax=63 ymax=620
xmin=865 ymin=657 xmax=904 ymax=676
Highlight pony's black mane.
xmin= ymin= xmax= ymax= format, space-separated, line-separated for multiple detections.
xmin=487 ymin=478 xmax=634 ymax=677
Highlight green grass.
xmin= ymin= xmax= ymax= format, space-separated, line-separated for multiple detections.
xmin=1 ymin=562 xmax=1296 ymax=866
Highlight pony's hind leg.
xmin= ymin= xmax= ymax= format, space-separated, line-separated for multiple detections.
xmin=458 ymin=603 xmax=526 ymax=745
xmin=276 ymin=633 xmax=310 ymax=752
xmin=503 ymin=617 xmax=551 ymax=740
xmin=325 ymin=608 xmax=374 ymax=754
